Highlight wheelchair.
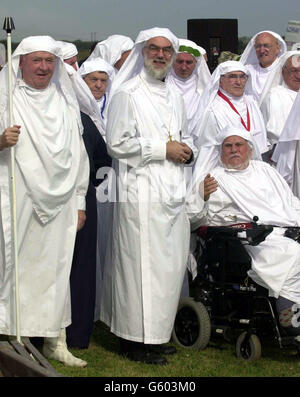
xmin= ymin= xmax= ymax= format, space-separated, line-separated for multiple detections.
xmin=172 ymin=218 xmax=300 ymax=361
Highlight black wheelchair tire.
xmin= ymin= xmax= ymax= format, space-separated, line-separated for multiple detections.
xmin=172 ymin=297 xmax=211 ymax=350
xmin=236 ymin=331 xmax=262 ymax=361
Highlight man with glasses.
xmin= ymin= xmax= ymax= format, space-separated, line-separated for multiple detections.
xmin=100 ymin=28 xmax=195 ymax=365
xmin=240 ymin=31 xmax=287 ymax=100
xmin=189 ymin=61 xmax=268 ymax=182
xmin=260 ymin=51 xmax=300 ymax=159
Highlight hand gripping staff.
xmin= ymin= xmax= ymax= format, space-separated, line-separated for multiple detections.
xmin=3 ymin=17 xmax=21 ymax=344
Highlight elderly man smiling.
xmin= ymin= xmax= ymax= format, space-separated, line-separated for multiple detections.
xmin=240 ymin=31 xmax=287 ymax=100
xmin=0 ymin=36 xmax=89 ymax=367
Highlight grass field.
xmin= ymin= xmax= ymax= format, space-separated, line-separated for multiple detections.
xmin=48 ymin=320 xmax=300 ymax=379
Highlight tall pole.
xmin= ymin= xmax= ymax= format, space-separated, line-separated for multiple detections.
xmin=2 ymin=17 xmax=21 ymax=344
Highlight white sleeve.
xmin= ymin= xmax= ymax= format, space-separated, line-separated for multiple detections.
xmin=106 ymin=90 xmax=166 ymax=169
xmin=76 ymin=134 xmax=90 ymax=211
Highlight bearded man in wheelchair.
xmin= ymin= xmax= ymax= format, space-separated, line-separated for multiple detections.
xmin=186 ymin=125 xmax=300 ymax=341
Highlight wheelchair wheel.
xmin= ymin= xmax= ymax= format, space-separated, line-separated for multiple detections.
xmin=172 ymin=297 xmax=211 ymax=350
xmin=236 ymin=332 xmax=261 ymax=361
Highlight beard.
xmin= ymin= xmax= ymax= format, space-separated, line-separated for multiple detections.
xmin=221 ymin=154 xmax=252 ymax=170
xmin=143 ymin=56 xmax=173 ymax=80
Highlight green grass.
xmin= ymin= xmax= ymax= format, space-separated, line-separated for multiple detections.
xmin=48 ymin=321 xmax=300 ymax=378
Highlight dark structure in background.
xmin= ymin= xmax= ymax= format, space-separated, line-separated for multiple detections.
xmin=187 ymin=19 xmax=238 ymax=73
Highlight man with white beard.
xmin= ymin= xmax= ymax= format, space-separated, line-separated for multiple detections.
xmin=187 ymin=126 xmax=300 ymax=341
xmin=100 ymin=27 xmax=195 ymax=365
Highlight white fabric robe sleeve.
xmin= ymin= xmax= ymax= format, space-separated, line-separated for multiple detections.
xmin=106 ymin=90 xmax=166 ymax=168
xmin=76 ymin=134 xmax=90 ymax=211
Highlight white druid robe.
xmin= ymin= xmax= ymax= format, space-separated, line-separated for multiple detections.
xmin=167 ymin=70 xmax=203 ymax=126
xmin=0 ymin=80 xmax=89 ymax=337
xmin=187 ymin=160 xmax=300 ymax=304
xmin=260 ymin=84 xmax=297 ymax=146
xmin=246 ymin=61 xmax=279 ymax=101
xmin=272 ymin=89 xmax=300 ymax=199
xmin=190 ymin=90 xmax=268 ymax=185
xmin=100 ymin=68 xmax=192 ymax=344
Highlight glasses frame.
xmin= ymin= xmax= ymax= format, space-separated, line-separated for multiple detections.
xmin=145 ymin=44 xmax=174 ymax=57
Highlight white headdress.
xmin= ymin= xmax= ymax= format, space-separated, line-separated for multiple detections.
xmin=240 ymin=30 xmax=287 ymax=66
xmin=0 ymin=35 xmax=81 ymax=128
xmin=79 ymin=58 xmax=115 ymax=92
xmin=87 ymin=34 xmax=134 ymax=67
xmin=189 ymin=60 xmax=251 ymax=137
xmin=57 ymin=40 xmax=79 ymax=70
xmin=0 ymin=36 xmax=86 ymax=223
xmin=110 ymin=27 xmax=179 ymax=96
xmin=259 ymin=50 xmax=300 ymax=106
xmin=197 ymin=60 xmax=250 ymax=111
xmin=166 ymin=38 xmax=211 ymax=99
xmin=56 ymin=40 xmax=78 ymax=59
xmin=216 ymin=125 xmax=261 ymax=160
xmin=65 ymin=58 xmax=115 ymax=137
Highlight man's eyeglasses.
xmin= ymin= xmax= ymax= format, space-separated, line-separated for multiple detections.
xmin=221 ymin=74 xmax=248 ymax=81
xmin=254 ymin=43 xmax=274 ymax=49
xmin=145 ymin=44 xmax=174 ymax=56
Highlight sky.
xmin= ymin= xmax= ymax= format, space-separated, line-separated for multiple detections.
xmin=0 ymin=0 xmax=300 ymax=43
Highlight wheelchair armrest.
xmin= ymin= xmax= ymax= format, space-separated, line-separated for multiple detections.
xmin=284 ymin=227 xmax=300 ymax=243
xmin=245 ymin=225 xmax=273 ymax=246
xmin=197 ymin=224 xmax=273 ymax=246
xmin=199 ymin=226 xmax=239 ymax=240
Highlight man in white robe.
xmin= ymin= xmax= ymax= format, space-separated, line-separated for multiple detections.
xmin=166 ymin=39 xmax=211 ymax=295
xmin=57 ymin=40 xmax=79 ymax=71
xmin=87 ymin=34 xmax=134 ymax=72
xmin=100 ymin=27 xmax=195 ymax=365
xmin=166 ymin=38 xmax=211 ymax=135
xmin=260 ymin=51 xmax=300 ymax=153
xmin=187 ymin=126 xmax=300 ymax=339
xmin=0 ymin=36 xmax=90 ymax=367
xmin=240 ymin=31 xmax=287 ymax=101
xmin=190 ymin=61 xmax=268 ymax=183
xmin=272 ymin=89 xmax=300 ymax=199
